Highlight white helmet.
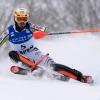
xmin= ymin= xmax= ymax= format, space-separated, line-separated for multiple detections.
xmin=14 ymin=8 xmax=29 ymax=23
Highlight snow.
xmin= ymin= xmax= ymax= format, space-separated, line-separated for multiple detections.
xmin=0 ymin=33 xmax=100 ymax=100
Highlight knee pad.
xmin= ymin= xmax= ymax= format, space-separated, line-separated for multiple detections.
xmin=9 ymin=51 xmax=20 ymax=62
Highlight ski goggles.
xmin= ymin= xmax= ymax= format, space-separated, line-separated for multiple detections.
xmin=15 ymin=17 xmax=29 ymax=23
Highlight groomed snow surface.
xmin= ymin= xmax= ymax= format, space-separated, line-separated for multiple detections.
xmin=0 ymin=33 xmax=100 ymax=100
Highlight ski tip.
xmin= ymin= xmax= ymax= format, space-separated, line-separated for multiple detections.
xmin=10 ymin=66 xmax=20 ymax=74
xmin=82 ymin=76 xmax=94 ymax=85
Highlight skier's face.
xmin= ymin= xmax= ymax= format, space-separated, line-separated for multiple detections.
xmin=15 ymin=16 xmax=28 ymax=29
xmin=17 ymin=22 xmax=26 ymax=28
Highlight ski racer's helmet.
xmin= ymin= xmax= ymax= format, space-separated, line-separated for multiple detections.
xmin=14 ymin=8 xmax=29 ymax=23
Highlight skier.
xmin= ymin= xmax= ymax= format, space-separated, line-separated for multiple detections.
xmin=0 ymin=8 xmax=93 ymax=84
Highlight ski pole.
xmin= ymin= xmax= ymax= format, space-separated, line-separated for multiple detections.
xmin=33 ymin=29 xmax=100 ymax=39
xmin=49 ymin=29 xmax=100 ymax=35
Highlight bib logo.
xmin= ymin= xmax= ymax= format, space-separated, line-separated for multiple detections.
xmin=19 ymin=45 xmax=34 ymax=54
xmin=11 ymin=32 xmax=14 ymax=37
xmin=21 ymin=44 xmax=26 ymax=50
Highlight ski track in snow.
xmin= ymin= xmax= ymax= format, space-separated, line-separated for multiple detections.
xmin=0 ymin=33 xmax=100 ymax=100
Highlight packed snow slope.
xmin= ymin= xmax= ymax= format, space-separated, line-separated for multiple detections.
xmin=0 ymin=33 xmax=100 ymax=100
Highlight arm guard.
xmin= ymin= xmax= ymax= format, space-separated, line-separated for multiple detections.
xmin=0 ymin=30 xmax=9 ymax=47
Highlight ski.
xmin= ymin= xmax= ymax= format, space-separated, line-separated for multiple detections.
xmin=10 ymin=66 xmax=28 ymax=75
xmin=10 ymin=53 xmax=49 ymax=75
xmin=10 ymin=65 xmax=93 ymax=84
